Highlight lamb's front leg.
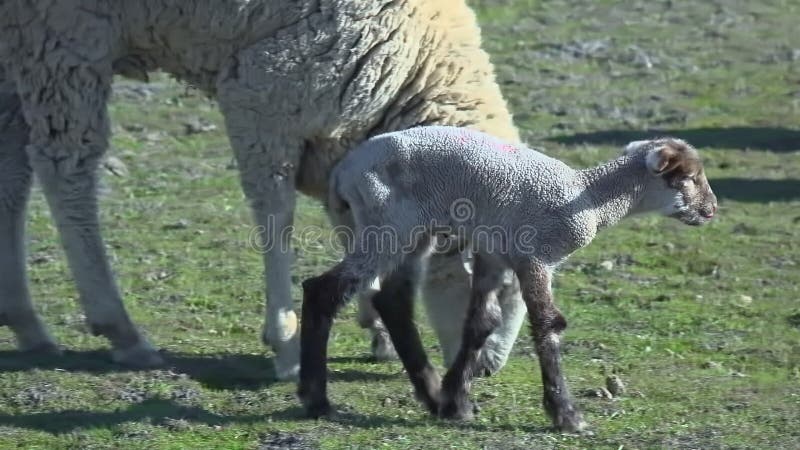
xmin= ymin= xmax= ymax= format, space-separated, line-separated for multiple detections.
xmin=516 ymin=261 xmax=586 ymax=432
xmin=439 ymin=254 xmax=504 ymax=420
xmin=17 ymin=65 xmax=161 ymax=367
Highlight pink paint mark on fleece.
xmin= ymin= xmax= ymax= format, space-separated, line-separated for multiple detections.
xmin=496 ymin=143 xmax=518 ymax=153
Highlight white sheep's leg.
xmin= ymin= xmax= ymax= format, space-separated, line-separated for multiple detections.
xmin=17 ymin=65 xmax=161 ymax=367
xmin=423 ymin=251 xmax=526 ymax=375
xmin=477 ymin=272 xmax=526 ymax=375
xmin=216 ymin=97 xmax=303 ymax=380
xmin=516 ymin=260 xmax=586 ymax=433
xmin=357 ymin=282 xmax=398 ymax=361
xmin=0 ymin=79 xmax=59 ymax=353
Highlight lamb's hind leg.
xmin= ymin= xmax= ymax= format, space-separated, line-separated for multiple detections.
xmin=298 ymin=256 xmax=380 ymax=417
xmin=439 ymin=254 xmax=505 ymax=420
xmin=0 ymin=78 xmax=59 ymax=353
xmin=371 ymin=252 xmax=441 ymax=414
xmin=16 ymin=63 xmax=161 ymax=367
xmin=516 ymin=261 xmax=585 ymax=432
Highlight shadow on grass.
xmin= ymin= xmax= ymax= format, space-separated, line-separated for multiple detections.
xmin=0 ymin=394 xmax=554 ymax=435
xmin=0 ymin=398 xmax=263 ymax=434
xmin=270 ymin=406 xmax=555 ymax=434
xmin=711 ymin=178 xmax=800 ymax=202
xmin=548 ymin=127 xmax=800 ymax=152
xmin=0 ymin=350 xmax=398 ymax=390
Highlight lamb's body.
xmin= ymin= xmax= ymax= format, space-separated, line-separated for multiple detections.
xmin=0 ymin=0 xmax=524 ymax=379
xmin=331 ymin=126 xmax=597 ymax=268
xmin=302 ymin=128 xmax=717 ymax=430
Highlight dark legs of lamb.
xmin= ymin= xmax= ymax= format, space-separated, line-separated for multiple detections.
xmin=298 ymin=263 xmax=367 ymax=417
xmin=438 ymin=254 xmax=505 ymax=420
xmin=371 ymin=256 xmax=441 ymax=413
xmin=516 ymin=261 xmax=586 ymax=432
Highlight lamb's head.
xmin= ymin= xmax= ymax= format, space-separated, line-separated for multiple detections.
xmin=626 ymin=138 xmax=717 ymax=226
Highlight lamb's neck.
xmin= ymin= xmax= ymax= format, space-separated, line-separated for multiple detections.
xmin=579 ymin=155 xmax=649 ymax=229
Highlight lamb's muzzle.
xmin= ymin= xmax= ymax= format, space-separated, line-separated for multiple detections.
xmin=300 ymin=126 xmax=716 ymax=431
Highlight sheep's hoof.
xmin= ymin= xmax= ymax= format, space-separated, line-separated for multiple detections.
xmin=553 ymin=410 xmax=588 ymax=434
xmin=272 ymin=339 xmax=300 ymax=381
xmin=370 ymin=330 xmax=398 ymax=361
xmin=111 ymin=341 xmax=165 ymax=368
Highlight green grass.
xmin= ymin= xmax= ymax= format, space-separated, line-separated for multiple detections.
xmin=2 ymin=0 xmax=800 ymax=448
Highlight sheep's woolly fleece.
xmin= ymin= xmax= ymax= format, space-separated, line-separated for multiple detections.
xmin=0 ymin=0 xmax=518 ymax=196
xmin=0 ymin=0 xmax=525 ymax=378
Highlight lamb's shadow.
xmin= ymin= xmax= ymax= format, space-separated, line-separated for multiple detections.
xmin=0 ymin=349 xmax=397 ymax=390
xmin=548 ymin=127 xmax=800 ymax=152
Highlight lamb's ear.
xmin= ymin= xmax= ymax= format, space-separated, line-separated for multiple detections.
xmin=645 ymin=145 xmax=681 ymax=175
xmin=623 ymin=140 xmax=650 ymax=155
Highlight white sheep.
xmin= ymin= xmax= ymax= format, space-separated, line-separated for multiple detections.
xmin=298 ymin=126 xmax=717 ymax=431
xmin=0 ymin=0 xmax=526 ymax=379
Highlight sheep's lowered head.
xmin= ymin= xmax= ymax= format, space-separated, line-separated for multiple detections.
xmin=626 ymin=138 xmax=717 ymax=226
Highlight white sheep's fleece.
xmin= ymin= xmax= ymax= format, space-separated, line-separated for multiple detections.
xmin=0 ymin=0 xmax=524 ymax=378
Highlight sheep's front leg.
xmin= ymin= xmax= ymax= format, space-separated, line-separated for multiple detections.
xmin=0 ymin=79 xmax=58 ymax=353
xmin=516 ymin=261 xmax=586 ymax=432
xmin=16 ymin=65 xmax=161 ymax=366
xmin=424 ymin=251 xmax=526 ymax=375
xmin=439 ymin=254 xmax=504 ymax=420
xmin=217 ymin=103 xmax=303 ymax=380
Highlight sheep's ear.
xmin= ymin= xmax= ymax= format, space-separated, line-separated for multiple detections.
xmin=645 ymin=145 xmax=681 ymax=175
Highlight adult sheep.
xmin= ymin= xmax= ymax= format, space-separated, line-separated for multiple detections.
xmin=0 ymin=0 xmax=527 ymax=380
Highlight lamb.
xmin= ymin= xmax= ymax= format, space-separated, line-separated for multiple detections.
xmin=0 ymin=0 xmax=527 ymax=379
xmin=298 ymin=126 xmax=717 ymax=431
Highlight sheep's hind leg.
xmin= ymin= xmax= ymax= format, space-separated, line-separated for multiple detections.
xmin=298 ymin=258 xmax=379 ymax=417
xmin=439 ymin=254 xmax=504 ymax=420
xmin=516 ymin=261 xmax=586 ymax=433
xmin=17 ymin=65 xmax=161 ymax=367
xmin=0 ymin=79 xmax=59 ymax=354
xmin=357 ymin=287 xmax=398 ymax=361
xmin=371 ymin=254 xmax=441 ymax=414
xmin=424 ymin=252 xmax=525 ymax=376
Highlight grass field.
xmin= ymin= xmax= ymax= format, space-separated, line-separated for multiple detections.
xmin=2 ymin=0 xmax=799 ymax=448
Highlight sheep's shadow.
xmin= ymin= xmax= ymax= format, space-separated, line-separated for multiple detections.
xmin=0 ymin=398 xmax=264 ymax=434
xmin=547 ymin=127 xmax=800 ymax=152
xmin=0 ymin=349 xmax=397 ymax=390
xmin=0 ymin=399 xmax=554 ymax=435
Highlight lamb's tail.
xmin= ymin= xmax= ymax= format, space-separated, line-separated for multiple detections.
xmin=326 ymin=167 xmax=353 ymax=228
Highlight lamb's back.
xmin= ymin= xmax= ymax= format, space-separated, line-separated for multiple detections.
xmin=339 ymin=127 xmax=578 ymax=207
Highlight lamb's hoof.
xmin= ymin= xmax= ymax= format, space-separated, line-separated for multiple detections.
xmin=371 ymin=330 xmax=398 ymax=361
xmin=300 ymin=396 xmax=332 ymax=419
xmin=111 ymin=341 xmax=165 ymax=368
xmin=553 ymin=410 xmax=588 ymax=434
xmin=438 ymin=399 xmax=477 ymax=421
xmin=20 ymin=341 xmax=63 ymax=356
